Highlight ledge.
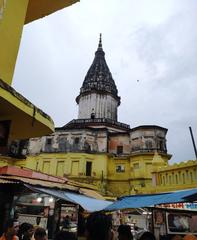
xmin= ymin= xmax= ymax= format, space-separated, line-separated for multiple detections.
xmin=0 ymin=79 xmax=54 ymax=139
xmin=25 ymin=0 xmax=79 ymax=24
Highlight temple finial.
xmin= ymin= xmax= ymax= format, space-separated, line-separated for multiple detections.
xmin=98 ymin=33 xmax=102 ymax=48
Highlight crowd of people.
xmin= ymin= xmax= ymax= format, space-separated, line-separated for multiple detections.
xmin=0 ymin=212 xmax=196 ymax=240
xmin=0 ymin=219 xmax=47 ymax=240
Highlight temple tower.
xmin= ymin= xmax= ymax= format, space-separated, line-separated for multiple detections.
xmin=76 ymin=34 xmax=120 ymax=121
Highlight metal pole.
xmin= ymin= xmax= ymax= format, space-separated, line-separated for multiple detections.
xmin=189 ymin=126 xmax=197 ymax=159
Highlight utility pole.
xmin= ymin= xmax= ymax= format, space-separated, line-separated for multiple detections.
xmin=189 ymin=126 xmax=197 ymax=159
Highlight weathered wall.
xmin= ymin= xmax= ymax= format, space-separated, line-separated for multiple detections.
xmin=130 ymin=128 xmax=167 ymax=153
xmin=28 ymin=129 xmax=108 ymax=154
xmin=78 ymin=93 xmax=118 ymax=121
xmin=108 ymin=134 xmax=130 ymax=155
xmin=25 ymin=126 xmax=172 ymax=196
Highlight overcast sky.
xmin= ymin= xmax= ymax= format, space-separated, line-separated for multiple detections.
xmin=13 ymin=0 xmax=197 ymax=164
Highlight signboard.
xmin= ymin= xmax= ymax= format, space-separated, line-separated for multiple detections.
xmin=158 ymin=203 xmax=197 ymax=211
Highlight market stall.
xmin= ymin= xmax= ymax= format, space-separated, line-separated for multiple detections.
xmin=105 ymin=188 xmax=197 ymax=240
xmin=0 ymin=166 xmax=112 ymax=238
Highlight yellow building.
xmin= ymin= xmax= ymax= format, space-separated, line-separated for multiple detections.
xmin=19 ymin=36 xmax=172 ymax=197
xmin=0 ymin=0 xmax=79 ymax=166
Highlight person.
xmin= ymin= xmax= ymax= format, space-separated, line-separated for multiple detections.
xmin=85 ymin=212 xmax=113 ymax=240
xmin=0 ymin=219 xmax=19 ymax=240
xmin=117 ymin=225 xmax=133 ymax=240
xmin=183 ymin=235 xmax=197 ymax=240
xmin=171 ymin=235 xmax=183 ymax=240
xmin=54 ymin=230 xmax=77 ymax=240
xmin=17 ymin=223 xmax=34 ymax=240
xmin=62 ymin=216 xmax=71 ymax=230
xmin=138 ymin=232 xmax=156 ymax=240
xmin=34 ymin=228 xmax=47 ymax=240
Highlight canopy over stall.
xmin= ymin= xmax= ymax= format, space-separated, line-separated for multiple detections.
xmin=26 ymin=185 xmax=112 ymax=212
xmin=105 ymin=188 xmax=197 ymax=211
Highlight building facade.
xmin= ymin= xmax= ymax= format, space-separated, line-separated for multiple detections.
xmin=20 ymin=36 xmax=173 ymax=197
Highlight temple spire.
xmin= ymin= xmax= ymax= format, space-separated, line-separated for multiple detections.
xmin=76 ymin=35 xmax=121 ymax=120
xmin=98 ymin=33 xmax=102 ymax=49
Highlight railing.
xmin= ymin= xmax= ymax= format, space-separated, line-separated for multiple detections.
xmin=65 ymin=118 xmax=130 ymax=129
xmin=131 ymin=148 xmax=167 ymax=154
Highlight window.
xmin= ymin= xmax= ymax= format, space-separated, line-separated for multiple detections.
xmin=117 ymin=146 xmax=123 ymax=154
xmin=172 ymin=173 xmax=174 ymax=184
xmin=159 ymin=140 xmax=163 ymax=150
xmin=43 ymin=161 xmax=50 ymax=174
xmin=182 ymin=173 xmax=185 ymax=184
xmin=169 ymin=175 xmax=172 ymax=184
xmin=56 ymin=161 xmax=64 ymax=177
xmin=163 ymin=176 xmax=165 ymax=185
xmin=175 ymin=175 xmax=178 ymax=184
xmin=74 ymin=138 xmax=79 ymax=144
xmin=190 ymin=172 xmax=193 ymax=182
xmin=186 ymin=170 xmax=189 ymax=179
xmin=0 ymin=121 xmax=10 ymax=145
xmin=116 ymin=165 xmax=125 ymax=173
xmin=133 ymin=163 xmax=139 ymax=169
xmin=91 ymin=113 xmax=95 ymax=119
xmin=194 ymin=169 xmax=197 ymax=180
xmin=86 ymin=161 xmax=92 ymax=176
xmin=71 ymin=161 xmax=79 ymax=176
xmin=160 ymin=175 xmax=162 ymax=184
xmin=46 ymin=138 xmax=52 ymax=145
xmin=178 ymin=171 xmax=181 ymax=182
xmin=145 ymin=140 xmax=152 ymax=149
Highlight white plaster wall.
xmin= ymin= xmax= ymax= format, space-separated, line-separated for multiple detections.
xmin=28 ymin=137 xmax=44 ymax=154
xmin=78 ymin=93 xmax=118 ymax=120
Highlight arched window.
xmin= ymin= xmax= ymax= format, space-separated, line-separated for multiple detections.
xmin=163 ymin=176 xmax=165 ymax=185
xmin=145 ymin=140 xmax=152 ymax=149
xmin=169 ymin=175 xmax=172 ymax=184
xmin=91 ymin=112 xmax=95 ymax=119
xmin=194 ymin=169 xmax=197 ymax=180
xmin=182 ymin=173 xmax=185 ymax=184
xmin=172 ymin=173 xmax=174 ymax=184
xmin=159 ymin=140 xmax=163 ymax=150
xmin=178 ymin=171 xmax=181 ymax=182
xmin=175 ymin=175 xmax=178 ymax=184
xmin=160 ymin=174 xmax=162 ymax=184
xmin=190 ymin=172 xmax=193 ymax=182
xmin=186 ymin=170 xmax=189 ymax=180
xmin=166 ymin=174 xmax=168 ymax=184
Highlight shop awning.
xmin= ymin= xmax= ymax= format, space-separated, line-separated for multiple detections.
xmin=105 ymin=188 xmax=197 ymax=211
xmin=25 ymin=185 xmax=112 ymax=212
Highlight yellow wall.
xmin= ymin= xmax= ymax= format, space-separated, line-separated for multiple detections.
xmin=150 ymin=160 xmax=197 ymax=193
xmin=0 ymin=0 xmax=29 ymax=84
xmin=14 ymin=152 xmax=197 ymax=196
xmin=19 ymin=151 xmax=169 ymax=197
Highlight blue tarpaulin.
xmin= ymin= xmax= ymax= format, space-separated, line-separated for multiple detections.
xmin=105 ymin=188 xmax=197 ymax=211
xmin=25 ymin=185 xmax=112 ymax=212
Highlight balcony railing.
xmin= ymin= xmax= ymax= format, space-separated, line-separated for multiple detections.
xmin=64 ymin=118 xmax=130 ymax=130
